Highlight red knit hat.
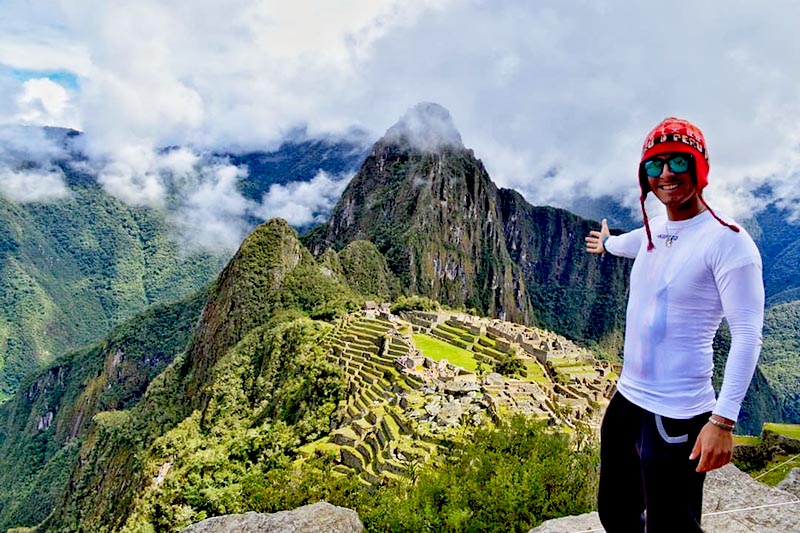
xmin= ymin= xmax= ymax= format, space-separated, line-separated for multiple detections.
xmin=638 ymin=117 xmax=738 ymax=250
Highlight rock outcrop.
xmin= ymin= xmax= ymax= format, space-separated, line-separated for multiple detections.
xmin=530 ymin=464 xmax=800 ymax=532
xmin=180 ymin=502 xmax=363 ymax=533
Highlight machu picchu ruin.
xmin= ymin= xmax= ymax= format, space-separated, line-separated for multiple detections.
xmin=305 ymin=306 xmax=619 ymax=486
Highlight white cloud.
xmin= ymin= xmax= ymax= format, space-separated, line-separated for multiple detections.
xmin=0 ymin=124 xmax=71 ymax=203
xmin=1 ymin=0 xmax=800 ymax=226
xmin=0 ymin=167 xmax=70 ymax=203
xmin=383 ymin=102 xmax=463 ymax=152
xmin=87 ymin=145 xmax=257 ymax=252
xmin=170 ymin=162 xmax=255 ymax=253
xmin=254 ymin=170 xmax=353 ymax=227
xmin=14 ymin=78 xmax=80 ymax=129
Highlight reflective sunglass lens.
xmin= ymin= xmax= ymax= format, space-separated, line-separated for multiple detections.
xmin=668 ymin=156 xmax=689 ymax=173
xmin=644 ymin=160 xmax=663 ymax=177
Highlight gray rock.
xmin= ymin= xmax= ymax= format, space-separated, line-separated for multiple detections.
xmin=529 ymin=464 xmax=800 ymax=532
xmin=483 ymin=373 xmax=504 ymax=386
xmin=528 ymin=512 xmax=600 ymax=532
xmin=776 ymin=467 xmax=800 ymax=498
xmin=424 ymin=401 xmax=441 ymax=417
xmin=180 ymin=502 xmax=363 ymax=533
xmin=437 ymin=400 xmax=463 ymax=426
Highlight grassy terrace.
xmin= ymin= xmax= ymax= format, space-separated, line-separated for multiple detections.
xmin=734 ymin=435 xmax=760 ymax=446
xmin=750 ymin=453 xmax=800 ymax=486
xmin=521 ymin=360 xmax=548 ymax=382
xmin=764 ymin=423 xmax=800 ymax=439
xmin=412 ymin=333 xmax=478 ymax=371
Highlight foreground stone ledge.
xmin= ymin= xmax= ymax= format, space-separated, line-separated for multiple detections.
xmin=180 ymin=502 xmax=363 ymax=533
xmin=530 ymin=464 xmax=800 ymax=533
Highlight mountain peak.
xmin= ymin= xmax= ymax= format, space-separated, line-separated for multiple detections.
xmin=382 ymin=102 xmax=464 ymax=152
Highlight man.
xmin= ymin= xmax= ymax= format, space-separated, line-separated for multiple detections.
xmin=585 ymin=117 xmax=764 ymax=532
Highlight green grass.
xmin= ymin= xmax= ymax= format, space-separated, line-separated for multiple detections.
xmin=412 ymin=333 xmax=478 ymax=371
xmin=520 ymin=361 xmax=549 ymax=382
xmin=764 ymin=423 xmax=800 ymax=439
xmin=733 ymin=435 xmax=760 ymax=446
xmin=750 ymin=454 xmax=800 ymax=486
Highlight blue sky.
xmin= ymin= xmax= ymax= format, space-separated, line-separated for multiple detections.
xmin=3 ymin=67 xmax=79 ymax=90
xmin=1 ymin=0 xmax=800 ymax=250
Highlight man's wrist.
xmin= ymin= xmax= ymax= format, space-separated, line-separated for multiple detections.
xmin=708 ymin=415 xmax=735 ymax=432
xmin=601 ymin=236 xmax=610 ymax=253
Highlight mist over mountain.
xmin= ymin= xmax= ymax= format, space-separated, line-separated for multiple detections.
xmin=0 ymin=128 xmax=367 ymax=401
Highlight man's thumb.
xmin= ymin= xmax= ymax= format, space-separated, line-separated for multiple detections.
xmin=601 ymin=218 xmax=609 ymax=233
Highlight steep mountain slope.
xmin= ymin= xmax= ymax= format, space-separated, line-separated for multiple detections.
xmin=0 ymin=177 xmax=224 ymax=401
xmin=0 ymin=288 xmax=208 ymax=529
xmin=759 ymin=300 xmax=800 ymax=422
xmin=306 ymin=103 xmax=631 ymax=350
xmin=34 ymin=219 xmax=358 ymax=532
xmin=748 ymin=205 xmax=800 ymax=305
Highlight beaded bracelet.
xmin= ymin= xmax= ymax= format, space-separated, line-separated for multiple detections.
xmin=708 ymin=416 xmax=735 ymax=432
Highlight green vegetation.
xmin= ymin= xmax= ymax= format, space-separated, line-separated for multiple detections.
xmin=359 ymin=416 xmax=599 ymax=532
xmin=759 ymin=302 xmax=800 ymax=424
xmin=734 ymin=435 xmax=760 ymax=446
xmin=413 ymin=333 xmax=478 ymax=371
xmin=338 ymin=240 xmax=398 ymax=300
xmin=114 ymin=318 xmax=345 ymax=532
xmin=746 ymin=454 xmax=800 ymax=487
xmin=0 ymin=288 xmax=209 ymax=530
xmin=0 ymin=183 xmax=225 ymax=400
xmin=763 ymin=423 xmax=800 ymax=439
xmin=391 ymin=295 xmax=440 ymax=313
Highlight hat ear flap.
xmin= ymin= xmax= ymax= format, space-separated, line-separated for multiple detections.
xmin=639 ymin=165 xmax=651 ymax=194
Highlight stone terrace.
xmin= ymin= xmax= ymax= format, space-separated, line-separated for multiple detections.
xmin=309 ymin=308 xmax=618 ymax=486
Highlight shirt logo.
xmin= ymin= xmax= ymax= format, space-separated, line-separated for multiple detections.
xmin=657 ymin=234 xmax=679 ymax=247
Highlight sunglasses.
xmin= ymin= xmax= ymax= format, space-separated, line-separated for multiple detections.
xmin=642 ymin=154 xmax=693 ymax=178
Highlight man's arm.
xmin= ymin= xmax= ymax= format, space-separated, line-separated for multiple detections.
xmin=690 ymin=261 xmax=764 ymax=472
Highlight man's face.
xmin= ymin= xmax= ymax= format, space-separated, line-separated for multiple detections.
xmin=644 ymin=153 xmax=698 ymax=210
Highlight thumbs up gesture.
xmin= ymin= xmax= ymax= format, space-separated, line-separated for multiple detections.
xmin=585 ymin=218 xmax=610 ymax=255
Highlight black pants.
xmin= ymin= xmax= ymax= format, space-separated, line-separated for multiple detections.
xmin=598 ymin=392 xmax=709 ymax=533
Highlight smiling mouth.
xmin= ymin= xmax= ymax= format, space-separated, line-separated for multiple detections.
xmin=659 ymin=183 xmax=681 ymax=191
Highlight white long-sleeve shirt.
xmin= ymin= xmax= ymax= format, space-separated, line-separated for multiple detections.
xmin=604 ymin=210 xmax=764 ymax=421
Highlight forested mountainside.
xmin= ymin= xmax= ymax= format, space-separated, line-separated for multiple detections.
xmin=0 ymin=177 xmax=224 ymax=402
xmin=0 ymin=129 xmax=367 ymax=402
xmin=0 ymin=288 xmax=209 ymax=527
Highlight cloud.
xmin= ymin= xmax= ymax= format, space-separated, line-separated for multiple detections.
xmin=253 ymin=170 xmax=354 ymax=227
xmin=81 ymin=146 xmax=256 ymax=252
xmin=170 ymin=161 xmax=256 ymax=253
xmin=0 ymin=167 xmax=70 ymax=203
xmin=15 ymin=77 xmax=80 ymax=129
xmin=1 ymin=0 xmax=800 ymax=226
xmin=383 ymin=102 xmax=463 ymax=152
xmin=0 ymin=124 xmax=71 ymax=203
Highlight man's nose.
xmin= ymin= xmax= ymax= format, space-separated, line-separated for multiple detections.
xmin=658 ymin=163 xmax=675 ymax=178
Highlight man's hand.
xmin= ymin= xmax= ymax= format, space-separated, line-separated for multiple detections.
xmin=690 ymin=420 xmax=734 ymax=472
xmin=585 ymin=218 xmax=610 ymax=254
